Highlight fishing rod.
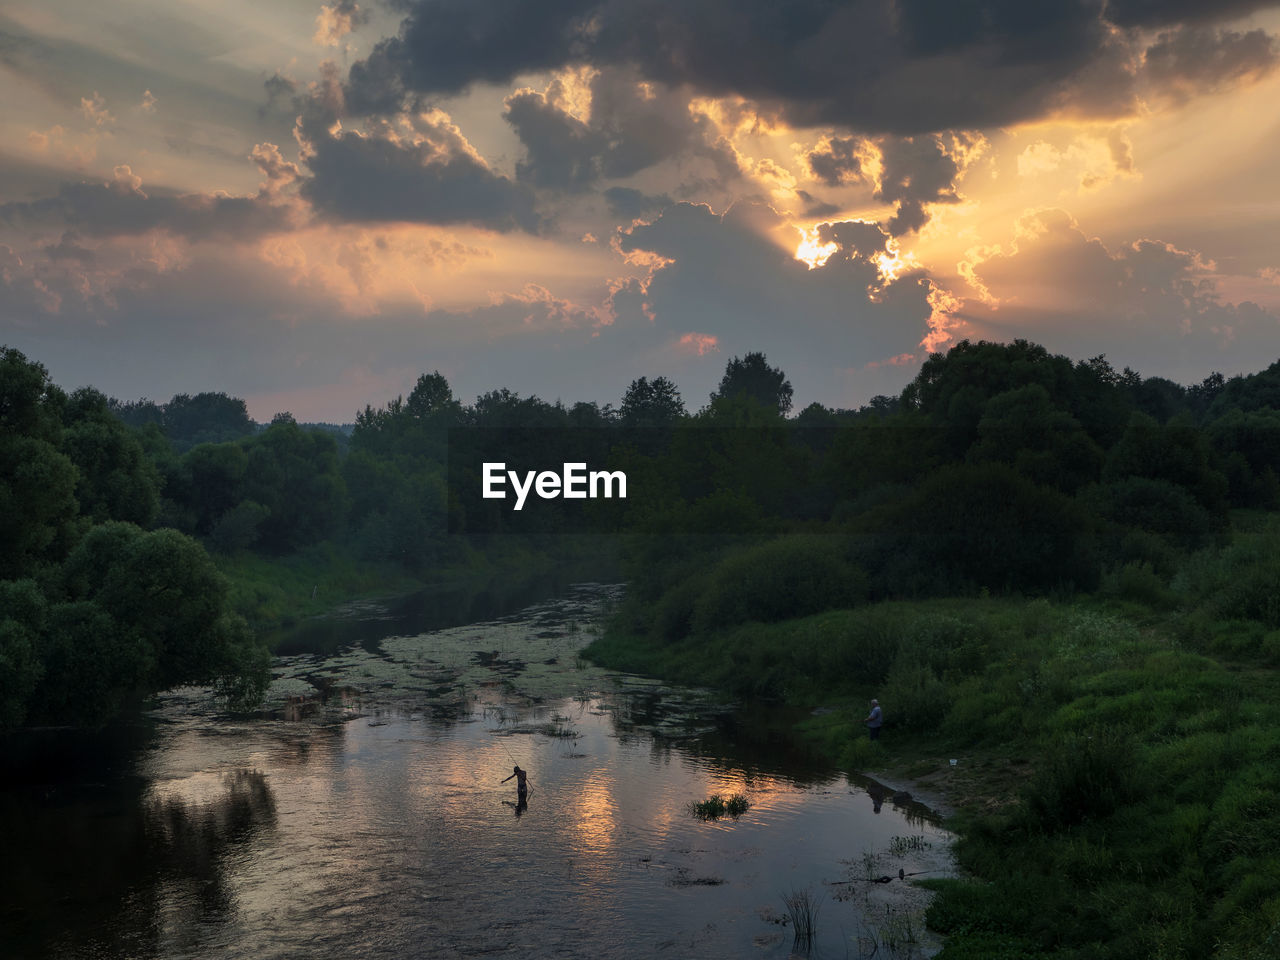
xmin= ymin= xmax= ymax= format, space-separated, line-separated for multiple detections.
xmin=831 ymin=867 xmax=947 ymax=885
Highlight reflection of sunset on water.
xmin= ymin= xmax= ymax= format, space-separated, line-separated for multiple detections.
xmin=5 ymin=588 xmax=953 ymax=959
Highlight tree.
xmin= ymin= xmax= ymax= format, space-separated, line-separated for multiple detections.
xmin=1104 ymin=412 xmax=1228 ymax=517
xmin=405 ymin=371 xmax=458 ymax=419
xmin=181 ymin=443 xmax=250 ymax=535
xmin=0 ymin=345 xmax=65 ymax=442
xmin=0 ymin=435 xmax=80 ymax=578
xmin=620 ymin=376 xmax=685 ymax=427
xmin=0 ymin=580 xmax=46 ymax=729
xmin=61 ymin=387 xmax=161 ymax=526
xmin=967 ymin=384 xmax=1103 ymax=492
xmin=58 ymin=523 xmax=267 ymax=696
xmin=241 ymin=420 xmax=347 ymax=552
xmin=710 ymin=352 xmax=793 ymax=415
xmin=861 ymin=462 xmax=1099 ymax=595
xmin=162 ymin=392 xmax=255 ymax=449
xmin=904 ymin=339 xmax=1079 ymax=456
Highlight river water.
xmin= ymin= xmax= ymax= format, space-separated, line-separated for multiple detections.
xmin=2 ymin=584 xmax=952 ymax=960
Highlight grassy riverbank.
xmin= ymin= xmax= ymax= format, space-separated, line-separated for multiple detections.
xmin=217 ymin=535 xmax=622 ymax=638
xmin=214 ymin=544 xmax=422 ymax=631
xmin=583 ymin=531 xmax=1280 ymax=957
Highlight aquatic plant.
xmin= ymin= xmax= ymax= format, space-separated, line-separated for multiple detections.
xmin=690 ymin=793 xmax=751 ymax=819
xmin=859 ymin=849 xmax=880 ymax=881
xmin=876 ymin=905 xmax=921 ymax=954
xmin=888 ymin=834 xmax=931 ymax=857
xmin=781 ymin=887 xmax=823 ymax=954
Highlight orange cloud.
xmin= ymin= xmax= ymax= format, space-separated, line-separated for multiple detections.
xmin=676 ymin=332 xmax=719 ymax=356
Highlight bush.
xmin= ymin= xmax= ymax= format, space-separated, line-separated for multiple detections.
xmin=882 ymin=646 xmax=950 ymax=731
xmin=691 ymin=534 xmax=867 ymax=633
xmin=1082 ymin=476 xmax=1218 ymax=551
xmin=1021 ymin=730 xmax=1141 ymax=831
xmin=1100 ymin=561 xmax=1170 ymax=607
xmin=209 ymin=499 xmax=269 ymax=554
xmin=650 ymin=571 xmax=709 ymax=642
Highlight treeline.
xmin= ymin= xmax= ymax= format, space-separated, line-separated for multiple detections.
xmin=606 ymin=342 xmax=1279 ymax=657
xmin=5 ymin=337 xmax=1280 ymax=730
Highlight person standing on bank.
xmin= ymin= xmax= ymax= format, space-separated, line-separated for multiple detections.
xmin=863 ymin=699 xmax=883 ymax=741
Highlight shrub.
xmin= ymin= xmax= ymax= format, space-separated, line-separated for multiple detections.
xmin=882 ymin=647 xmax=950 ymax=732
xmin=691 ymin=534 xmax=867 ymax=633
xmin=1021 ymin=730 xmax=1141 ymax=831
xmin=1100 ymin=561 xmax=1170 ymax=607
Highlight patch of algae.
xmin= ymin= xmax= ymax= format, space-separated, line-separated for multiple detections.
xmin=264 ymin=584 xmax=631 ymax=712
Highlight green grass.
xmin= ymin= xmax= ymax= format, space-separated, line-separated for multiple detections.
xmin=215 ymin=542 xmax=421 ymax=632
xmin=584 ymin=519 xmax=1280 ymax=959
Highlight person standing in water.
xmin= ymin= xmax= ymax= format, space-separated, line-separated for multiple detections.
xmin=501 ymin=765 xmax=529 ymax=801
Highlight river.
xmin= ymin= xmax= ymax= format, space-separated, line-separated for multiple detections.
xmin=2 ymin=583 xmax=953 ymax=959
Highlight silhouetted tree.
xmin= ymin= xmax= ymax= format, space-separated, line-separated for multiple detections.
xmin=710 ymin=352 xmax=793 ymax=415
xmin=620 ymin=376 xmax=685 ymax=427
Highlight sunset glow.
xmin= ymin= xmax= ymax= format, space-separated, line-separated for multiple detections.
xmin=0 ymin=2 xmax=1278 ymax=418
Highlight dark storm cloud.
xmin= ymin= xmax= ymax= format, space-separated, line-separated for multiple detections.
xmin=331 ymin=0 xmax=1280 ymax=134
xmin=1143 ymin=26 xmax=1280 ymax=97
xmin=343 ymin=0 xmax=598 ymax=115
xmin=604 ymin=187 xmax=673 ymax=219
xmin=503 ymin=69 xmax=740 ymax=193
xmin=815 ymin=219 xmax=891 ymax=258
xmin=298 ymin=126 xmax=541 ymax=232
xmin=806 ymin=135 xmax=869 ymax=187
xmin=1104 ymin=0 xmax=1277 ymax=29
xmin=876 ymin=135 xmax=962 ymax=236
xmin=283 ymin=62 xmax=541 ymax=233
xmin=503 ymin=90 xmax=606 ymax=191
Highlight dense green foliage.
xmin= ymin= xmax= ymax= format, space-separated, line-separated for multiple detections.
xmin=0 ymin=348 xmax=268 ymax=729
xmin=580 ymin=340 xmax=1280 ymax=959
xmin=589 ymin=535 xmax=1280 ymax=957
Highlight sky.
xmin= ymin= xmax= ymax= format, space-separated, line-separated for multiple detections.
xmin=3 ymin=0 xmax=1280 ymax=422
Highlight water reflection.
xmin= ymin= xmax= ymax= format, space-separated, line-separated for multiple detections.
xmin=3 ymin=586 xmax=952 ymax=959
xmin=2 ymin=756 xmax=277 ymax=960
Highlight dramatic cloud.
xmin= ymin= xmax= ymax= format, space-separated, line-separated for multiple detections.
xmin=3 ymin=0 xmax=1279 ymax=421
xmin=804 ymin=131 xmax=983 ymax=235
xmin=1143 ymin=26 xmax=1280 ymax=99
xmin=806 ymin=135 xmax=871 ymax=187
xmin=876 ymin=135 xmax=964 ymax=236
xmin=297 ymin=109 xmax=541 ymax=232
xmin=503 ymin=68 xmax=740 ymax=193
xmin=604 ymin=187 xmax=674 ymax=219
xmin=334 ymin=0 xmax=1271 ymax=134
xmin=613 ymin=201 xmax=936 ymax=374
xmin=960 ymin=209 xmax=1280 ymax=376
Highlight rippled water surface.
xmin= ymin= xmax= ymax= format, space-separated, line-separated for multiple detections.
xmin=3 ymin=584 xmax=952 ymax=959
